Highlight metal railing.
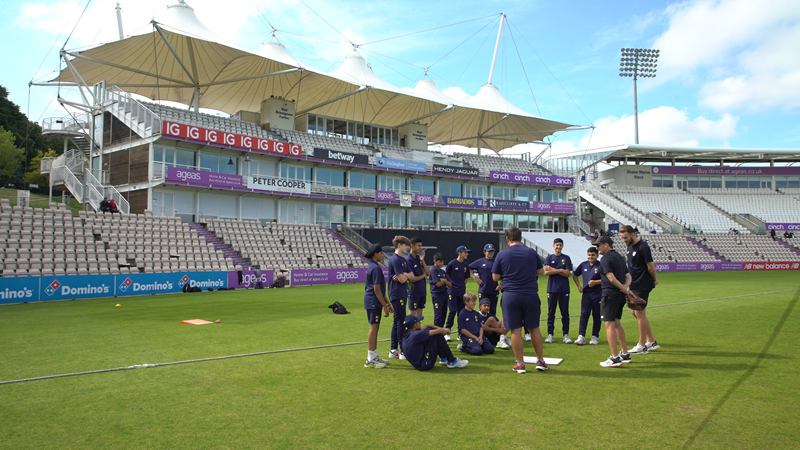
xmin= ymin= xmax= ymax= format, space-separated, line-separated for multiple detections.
xmin=40 ymin=157 xmax=56 ymax=175
xmin=522 ymin=236 xmax=549 ymax=260
xmin=582 ymin=183 xmax=654 ymax=231
xmin=106 ymin=86 xmax=162 ymax=137
xmin=42 ymin=114 xmax=90 ymax=134
xmin=339 ymin=224 xmax=373 ymax=254
xmin=84 ymin=169 xmax=130 ymax=215
xmin=52 ymin=166 xmax=84 ymax=203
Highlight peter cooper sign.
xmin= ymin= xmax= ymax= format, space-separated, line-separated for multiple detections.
xmin=247 ymin=175 xmax=311 ymax=194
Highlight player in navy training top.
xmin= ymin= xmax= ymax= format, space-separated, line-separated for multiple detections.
xmin=429 ymin=252 xmax=451 ymax=329
xmin=469 ymin=243 xmax=500 ymax=316
xmin=457 ymin=292 xmax=494 ymax=356
xmin=363 ymin=243 xmax=393 ymax=368
xmin=594 ymin=235 xmax=633 ymax=368
xmin=572 ymin=247 xmax=602 ymax=345
xmin=387 ymin=235 xmax=414 ymax=360
xmin=477 ymin=298 xmax=510 ymax=348
xmin=444 ymin=246 xmax=471 ymax=340
xmin=620 ymin=225 xmax=660 ymax=353
xmin=492 ymin=227 xmax=547 ymax=374
xmin=544 ymin=238 xmax=573 ymax=344
xmin=406 ymin=237 xmax=430 ymax=317
xmin=402 ymin=315 xmax=468 ymax=371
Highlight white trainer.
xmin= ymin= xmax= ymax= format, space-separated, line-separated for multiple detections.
xmin=389 ymin=349 xmax=402 ymax=359
xmin=629 ymin=343 xmax=649 ymax=354
xmin=456 ymin=343 xmax=464 ymax=352
xmin=447 ymin=358 xmax=469 ymax=369
xmin=524 ymin=333 xmax=532 ymax=342
xmin=544 ymin=334 xmax=554 ymax=343
xmin=563 ymin=334 xmax=573 ymax=344
xmin=575 ymin=335 xmax=586 ymax=345
xmin=444 ymin=334 xmax=451 ymax=342
xmin=646 ymin=341 xmax=660 ymax=351
xmin=496 ymin=337 xmax=510 ymax=349
xmin=589 ymin=336 xmax=599 ymax=345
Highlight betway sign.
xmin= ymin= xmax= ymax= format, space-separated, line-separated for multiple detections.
xmin=163 ymin=121 xmax=302 ymax=156
xmin=489 ymin=171 xmax=574 ymax=187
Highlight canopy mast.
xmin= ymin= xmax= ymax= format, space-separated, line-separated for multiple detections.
xmin=115 ymin=3 xmax=124 ymax=40
xmin=487 ymin=12 xmax=505 ymax=86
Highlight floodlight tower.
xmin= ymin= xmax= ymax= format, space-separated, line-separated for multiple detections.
xmin=619 ymin=48 xmax=659 ymax=144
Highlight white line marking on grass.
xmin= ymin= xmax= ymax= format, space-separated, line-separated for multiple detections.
xmin=2 ymin=289 xmax=797 ymax=386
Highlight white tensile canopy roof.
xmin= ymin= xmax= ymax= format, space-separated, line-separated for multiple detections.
xmin=51 ymin=0 xmax=573 ymax=151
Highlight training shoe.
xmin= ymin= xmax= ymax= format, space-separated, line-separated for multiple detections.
xmin=439 ymin=357 xmax=448 ymax=365
xmin=589 ymin=336 xmax=599 ymax=345
xmin=629 ymin=343 xmax=649 ymax=354
xmin=575 ymin=335 xmax=586 ymax=345
xmin=512 ymin=362 xmax=527 ymax=374
xmin=524 ymin=333 xmax=532 ymax=342
xmin=497 ymin=338 xmax=510 ymax=349
xmin=444 ymin=334 xmax=451 ymax=342
xmin=620 ymin=353 xmax=632 ymax=364
xmin=563 ymin=334 xmax=573 ymax=344
xmin=646 ymin=341 xmax=660 ymax=351
xmin=364 ymin=359 xmax=387 ymax=369
xmin=544 ymin=334 xmax=554 ymax=343
xmin=389 ymin=349 xmax=406 ymax=360
xmin=375 ymin=355 xmax=390 ymax=364
xmin=600 ymin=355 xmax=623 ymax=368
xmin=456 ymin=343 xmax=464 ymax=352
xmin=447 ymin=358 xmax=468 ymax=369
xmin=535 ymin=359 xmax=549 ymax=371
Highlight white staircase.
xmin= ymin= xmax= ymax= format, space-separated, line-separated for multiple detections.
xmin=580 ymin=183 xmax=661 ymax=232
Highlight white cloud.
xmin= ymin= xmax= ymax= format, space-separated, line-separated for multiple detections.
xmin=548 ymin=106 xmax=738 ymax=154
xmin=653 ymin=0 xmax=800 ymax=112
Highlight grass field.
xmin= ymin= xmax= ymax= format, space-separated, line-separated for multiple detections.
xmin=0 ymin=188 xmax=83 ymax=215
xmin=1 ymin=271 xmax=798 ymax=449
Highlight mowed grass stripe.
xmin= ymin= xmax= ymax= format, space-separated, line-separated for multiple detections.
xmin=1 ymin=272 xmax=798 ymax=449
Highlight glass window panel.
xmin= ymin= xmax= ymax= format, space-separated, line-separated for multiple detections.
xmin=699 ymin=176 xmax=711 ymax=188
xmin=652 ymin=176 xmax=662 ymax=188
xmin=663 ymin=176 xmax=674 ymax=188
xmin=688 ymin=178 xmax=700 ymax=188
xmin=788 ymin=177 xmax=800 ymax=188
xmin=175 ymin=149 xmax=195 ymax=168
xmin=725 ymin=177 xmax=736 ymax=188
xmin=776 ymin=177 xmax=787 ymax=189
xmin=543 ymin=190 xmax=552 ymax=202
xmin=316 ymin=168 xmax=329 ymax=185
xmin=350 ymin=173 xmax=362 ymax=188
xmin=164 ymin=148 xmax=175 ymax=166
xmin=199 ymin=153 xmax=218 ymax=172
xmin=153 ymin=147 xmax=163 ymax=162
xmin=392 ymin=129 xmax=399 ymax=146
xmin=710 ymin=177 xmax=721 ymax=188
xmin=492 ymin=186 xmax=503 ymax=199
xmin=330 ymin=170 xmax=345 ymax=187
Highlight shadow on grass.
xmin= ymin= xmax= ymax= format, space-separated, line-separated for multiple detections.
xmin=681 ymin=285 xmax=800 ymax=449
xmin=550 ymin=369 xmax=691 ymax=379
xmin=660 ymin=351 xmax=791 ymax=360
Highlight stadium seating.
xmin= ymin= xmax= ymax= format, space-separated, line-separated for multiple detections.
xmin=699 ymin=235 xmax=800 ymax=262
xmin=609 ymin=186 xmax=747 ymax=234
xmin=691 ymin=188 xmax=800 ymax=224
xmin=206 ymin=220 xmax=369 ymax=279
xmin=0 ymin=199 xmax=235 ymax=277
xmin=456 ymin=152 xmax=553 ymax=175
xmin=609 ymin=234 xmax=720 ymax=263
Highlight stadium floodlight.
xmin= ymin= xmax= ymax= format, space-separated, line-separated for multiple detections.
xmin=619 ymin=48 xmax=659 ymax=144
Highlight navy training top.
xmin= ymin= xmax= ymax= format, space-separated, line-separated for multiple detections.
xmin=388 ymin=253 xmax=410 ymax=301
xmin=406 ymin=252 xmax=427 ymax=298
xmin=544 ymin=253 xmax=573 ymax=293
xmin=446 ymin=258 xmax=470 ymax=293
xmin=574 ymin=260 xmax=602 ymax=297
xmin=402 ymin=328 xmax=432 ymax=370
xmin=429 ymin=266 xmax=448 ymax=295
xmin=458 ymin=308 xmax=483 ymax=337
xmin=478 ymin=311 xmax=498 ymax=326
xmin=491 ymin=245 xmax=544 ymax=293
xmin=364 ymin=260 xmax=385 ymax=310
xmin=469 ymin=257 xmax=498 ymax=295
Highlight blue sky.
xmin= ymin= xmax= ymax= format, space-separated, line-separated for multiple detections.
xmin=2 ymin=0 xmax=799 ymax=157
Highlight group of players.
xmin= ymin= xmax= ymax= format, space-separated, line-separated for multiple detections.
xmin=362 ymin=224 xmax=660 ymax=373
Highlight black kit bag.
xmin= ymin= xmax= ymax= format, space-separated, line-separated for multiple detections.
xmin=328 ymin=301 xmax=350 ymax=315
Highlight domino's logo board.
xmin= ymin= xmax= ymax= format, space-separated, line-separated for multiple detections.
xmin=40 ymin=275 xmax=115 ymax=301
xmin=118 ymin=277 xmax=133 ymax=292
xmin=0 ymin=276 xmax=40 ymax=304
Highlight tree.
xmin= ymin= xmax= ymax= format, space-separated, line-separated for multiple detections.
xmin=0 ymin=126 xmax=25 ymax=185
xmin=24 ymin=148 xmax=57 ymax=187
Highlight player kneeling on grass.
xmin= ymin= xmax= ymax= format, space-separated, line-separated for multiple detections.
xmin=401 ymin=315 xmax=468 ymax=370
xmin=478 ymin=298 xmax=511 ymax=349
xmin=363 ymin=243 xmax=393 ymax=369
xmin=457 ymin=292 xmax=495 ymax=356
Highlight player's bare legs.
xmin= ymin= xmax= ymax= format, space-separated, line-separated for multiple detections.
xmin=368 ymin=323 xmax=380 ymax=352
xmin=632 ymin=309 xmax=654 ymax=345
xmin=510 ymin=328 xmax=525 ymax=363
xmin=529 ymin=327 xmax=544 ymax=360
xmin=605 ymin=320 xmax=627 ymax=357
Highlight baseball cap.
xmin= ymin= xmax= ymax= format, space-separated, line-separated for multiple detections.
xmin=364 ymin=243 xmax=382 ymax=259
xmin=456 ymin=246 xmax=472 ymax=253
xmin=479 ymin=298 xmax=491 ymax=306
xmin=404 ymin=314 xmax=424 ymax=328
xmin=592 ymin=236 xmax=614 ymax=247
xmin=483 ymin=244 xmax=495 ymax=252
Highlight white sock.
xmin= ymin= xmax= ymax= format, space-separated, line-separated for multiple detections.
xmin=368 ymin=350 xmax=377 ymax=361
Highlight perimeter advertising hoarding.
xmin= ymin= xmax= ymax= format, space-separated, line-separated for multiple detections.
xmin=247 ymin=175 xmax=311 ymax=194
xmin=0 ymin=277 xmax=39 ymax=304
xmin=742 ymin=262 xmax=800 ymax=271
xmin=765 ymin=223 xmax=800 ymax=231
xmin=433 ymin=164 xmax=480 ymax=177
xmin=163 ymin=121 xmax=302 ymax=156
xmin=530 ymin=202 xmax=576 ymax=214
xmin=40 ymin=275 xmax=117 ymax=301
xmin=227 ymin=270 xmax=275 ymax=289
xmin=166 ymin=167 xmax=243 ymax=189
xmin=115 ymin=272 xmax=229 ymax=296
xmin=290 ymin=267 xmax=390 ymax=286
xmin=375 ymin=190 xmax=396 ymax=202
xmin=414 ymin=194 xmax=436 ymax=206
xmin=651 ymin=166 xmax=800 ymax=176
xmin=653 ymin=262 xmax=744 ymax=272
xmin=376 ymin=157 xmax=426 ymax=172
xmin=312 ymin=148 xmax=369 ymax=165
xmin=489 ymin=171 xmax=574 ymax=187
xmin=487 ymin=199 xmax=529 ymax=210
xmin=441 ymin=196 xmax=484 ymax=208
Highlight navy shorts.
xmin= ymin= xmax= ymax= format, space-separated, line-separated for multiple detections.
xmin=366 ymin=308 xmax=382 ymax=325
xmin=631 ymin=288 xmax=651 ymax=307
xmin=500 ymin=291 xmax=541 ymax=330
xmin=409 ymin=295 xmax=427 ymax=310
xmin=600 ymin=297 xmax=625 ymax=322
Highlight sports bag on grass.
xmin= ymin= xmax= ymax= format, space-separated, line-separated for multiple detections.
xmin=328 ymin=301 xmax=350 ymax=314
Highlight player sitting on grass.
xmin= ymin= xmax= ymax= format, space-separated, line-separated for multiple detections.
xmin=457 ymin=292 xmax=495 ymax=356
xmin=572 ymin=247 xmax=602 ymax=346
xmin=363 ymin=243 xmax=393 ymax=369
xmin=478 ymin=298 xmax=511 ymax=349
xmin=401 ymin=315 xmax=468 ymax=370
